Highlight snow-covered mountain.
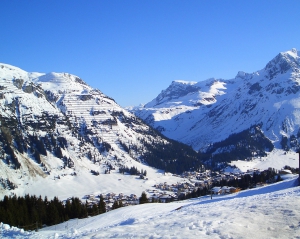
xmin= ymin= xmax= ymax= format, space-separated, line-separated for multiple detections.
xmin=133 ymin=48 xmax=300 ymax=165
xmin=0 ymin=63 xmax=201 ymax=198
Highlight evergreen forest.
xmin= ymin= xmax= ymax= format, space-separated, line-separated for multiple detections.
xmin=0 ymin=194 xmax=106 ymax=230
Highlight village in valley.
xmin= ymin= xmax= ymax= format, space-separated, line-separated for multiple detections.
xmin=83 ymin=165 xmax=295 ymax=211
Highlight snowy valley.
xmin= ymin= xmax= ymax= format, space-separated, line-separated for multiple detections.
xmin=1 ymin=49 xmax=300 ymax=238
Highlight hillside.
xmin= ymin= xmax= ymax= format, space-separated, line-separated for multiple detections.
xmin=0 ymin=63 xmax=202 ymax=199
xmin=133 ymin=49 xmax=300 ymax=154
xmin=1 ymin=175 xmax=299 ymax=238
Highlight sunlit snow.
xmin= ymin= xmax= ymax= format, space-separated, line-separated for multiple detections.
xmin=1 ymin=176 xmax=299 ymax=239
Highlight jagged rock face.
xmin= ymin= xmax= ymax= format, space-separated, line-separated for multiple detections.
xmin=0 ymin=64 xmax=202 ymax=193
xmin=264 ymin=49 xmax=300 ymax=80
xmin=132 ymin=49 xmax=300 ymax=155
xmin=146 ymin=81 xmax=200 ymax=107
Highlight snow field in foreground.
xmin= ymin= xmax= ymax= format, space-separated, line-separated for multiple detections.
xmin=1 ymin=176 xmax=299 ymax=239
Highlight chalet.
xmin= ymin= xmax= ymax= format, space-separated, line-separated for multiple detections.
xmin=105 ymin=193 xmax=116 ymax=199
xmin=279 ymin=169 xmax=292 ymax=175
xmin=211 ymin=187 xmax=222 ymax=195
xmin=211 ymin=186 xmax=239 ymax=195
xmin=84 ymin=194 xmax=95 ymax=200
xmin=220 ymin=186 xmax=231 ymax=194
xmin=130 ymin=194 xmax=137 ymax=199
xmin=159 ymin=194 xmax=175 ymax=203
xmin=220 ymin=186 xmax=239 ymax=194
xmin=127 ymin=199 xmax=139 ymax=205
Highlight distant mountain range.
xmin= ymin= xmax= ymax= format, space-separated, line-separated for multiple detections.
xmin=132 ymin=48 xmax=300 ymax=167
xmin=0 ymin=64 xmax=201 ymax=196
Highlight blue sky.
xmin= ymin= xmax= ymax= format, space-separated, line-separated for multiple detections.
xmin=1 ymin=1 xmax=300 ymax=107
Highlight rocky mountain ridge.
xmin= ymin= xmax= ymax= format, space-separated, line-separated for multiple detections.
xmin=132 ymin=49 xmax=300 ymax=166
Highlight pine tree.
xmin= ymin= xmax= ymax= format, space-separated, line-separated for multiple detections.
xmin=98 ymin=195 xmax=106 ymax=214
xmin=47 ymin=202 xmax=60 ymax=225
xmin=139 ymin=192 xmax=148 ymax=204
xmin=111 ymin=200 xmax=119 ymax=210
xmin=37 ymin=195 xmax=47 ymax=224
xmin=65 ymin=199 xmax=72 ymax=218
xmin=81 ymin=201 xmax=88 ymax=218
xmin=91 ymin=204 xmax=98 ymax=216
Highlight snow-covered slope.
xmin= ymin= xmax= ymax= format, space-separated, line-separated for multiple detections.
xmin=0 ymin=63 xmax=201 ymax=199
xmin=1 ymin=175 xmax=299 ymax=239
xmin=133 ymin=49 xmax=300 ymax=156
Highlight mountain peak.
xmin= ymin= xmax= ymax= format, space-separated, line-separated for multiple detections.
xmin=145 ymin=80 xmax=200 ymax=107
xmin=291 ymin=48 xmax=297 ymax=54
xmin=33 ymin=72 xmax=91 ymax=95
xmin=36 ymin=72 xmax=88 ymax=85
xmin=264 ymin=49 xmax=300 ymax=80
xmin=235 ymin=71 xmax=247 ymax=79
xmin=172 ymin=80 xmax=197 ymax=85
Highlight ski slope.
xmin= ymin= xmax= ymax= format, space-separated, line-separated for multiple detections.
xmin=1 ymin=175 xmax=299 ymax=239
